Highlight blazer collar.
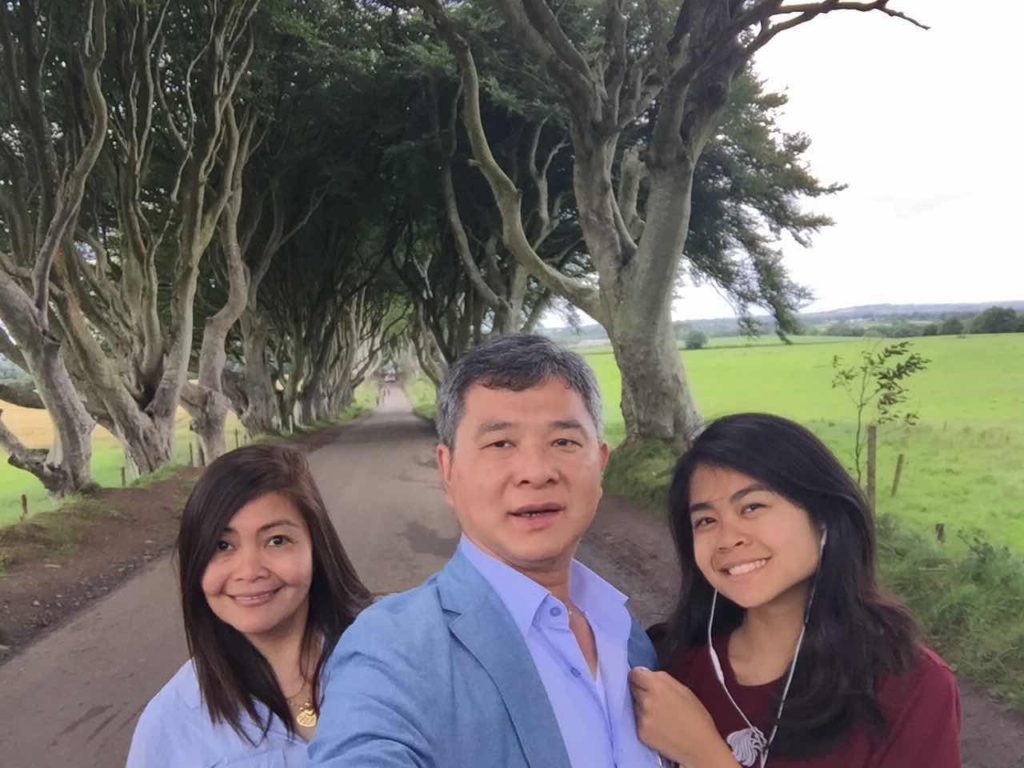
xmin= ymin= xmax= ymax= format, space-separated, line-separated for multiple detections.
xmin=438 ymin=550 xmax=573 ymax=768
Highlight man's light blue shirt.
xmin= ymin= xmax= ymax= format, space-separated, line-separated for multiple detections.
xmin=459 ymin=536 xmax=660 ymax=768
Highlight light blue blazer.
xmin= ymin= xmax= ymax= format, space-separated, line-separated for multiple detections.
xmin=308 ymin=548 xmax=657 ymax=767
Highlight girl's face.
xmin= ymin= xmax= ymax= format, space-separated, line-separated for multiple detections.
xmin=687 ymin=464 xmax=823 ymax=611
xmin=201 ymin=492 xmax=314 ymax=645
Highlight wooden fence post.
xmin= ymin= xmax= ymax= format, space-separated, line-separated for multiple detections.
xmin=188 ymin=442 xmax=194 ymax=467
xmin=890 ymin=453 xmax=905 ymax=497
xmin=866 ymin=424 xmax=877 ymax=511
xmin=234 ymin=429 xmax=239 ymax=449
xmin=121 ymin=466 xmax=126 ymax=487
xmin=20 ymin=494 xmax=28 ymax=521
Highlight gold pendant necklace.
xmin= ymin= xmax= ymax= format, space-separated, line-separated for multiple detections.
xmin=295 ymin=700 xmax=318 ymax=728
xmin=285 ymin=681 xmax=317 ymax=729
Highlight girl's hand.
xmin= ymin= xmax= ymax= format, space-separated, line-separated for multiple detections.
xmin=629 ymin=667 xmax=740 ymax=768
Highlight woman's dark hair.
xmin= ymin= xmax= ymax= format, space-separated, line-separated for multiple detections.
xmin=177 ymin=443 xmax=371 ymax=742
xmin=667 ymin=413 xmax=919 ymax=757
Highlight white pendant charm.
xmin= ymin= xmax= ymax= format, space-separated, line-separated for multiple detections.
xmin=726 ymin=726 xmax=767 ymax=767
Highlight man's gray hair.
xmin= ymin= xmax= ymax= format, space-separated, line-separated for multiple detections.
xmin=436 ymin=334 xmax=603 ymax=449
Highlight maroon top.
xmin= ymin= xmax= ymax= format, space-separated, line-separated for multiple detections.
xmin=667 ymin=635 xmax=962 ymax=768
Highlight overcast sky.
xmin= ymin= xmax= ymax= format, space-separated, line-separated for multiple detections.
xmin=667 ymin=0 xmax=1024 ymax=320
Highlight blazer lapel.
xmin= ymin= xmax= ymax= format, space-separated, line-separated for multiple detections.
xmin=627 ymin=614 xmax=658 ymax=670
xmin=439 ymin=552 xmax=572 ymax=768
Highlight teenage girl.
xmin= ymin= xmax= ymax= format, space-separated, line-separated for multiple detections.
xmin=631 ymin=413 xmax=961 ymax=768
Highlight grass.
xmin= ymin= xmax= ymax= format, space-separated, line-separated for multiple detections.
xmin=0 ymin=383 xmax=380 ymax=527
xmin=584 ymin=333 xmax=1024 ymax=553
xmin=405 ymin=376 xmax=438 ymax=422
xmin=0 ymin=403 xmax=245 ymax=526
xmin=602 ymin=438 xmax=677 ymax=512
xmin=0 ymin=493 xmax=121 ymax=574
xmin=878 ymin=515 xmax=1024 ymax=710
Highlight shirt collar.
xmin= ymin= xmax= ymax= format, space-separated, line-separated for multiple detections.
xmin=569 ymin=558 xmax=629 ymax=638
xmin=457 ymin=535 xmax=629 ymax=640
xmin=458 ymin=535 xmax=550 ymax=637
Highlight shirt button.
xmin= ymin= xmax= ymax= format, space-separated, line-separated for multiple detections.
xmin=549 ymin=606 xmax=562 ymax=617
xmin=570 ymin=667 xmax=582 ymax=678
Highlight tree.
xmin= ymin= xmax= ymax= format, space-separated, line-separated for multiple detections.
xmin=181 ymin=0 xmax=363 ymax=455
xmin=684 ymin=330 xmax=708 ymax=350
xmin=940 ymin=316 xmax=964 ymax=335
xmin=970 ymin=306 xmax=1018 ymax=334
xmin=0 ymin=0 xmax=107 ymax=494
xmin=417 ymin=0 xmax=923 ymax=449
xmin=832 ymin=340 xmax=929 ymax=484
xmin=43 ymin=0 xmax=259 ymax=474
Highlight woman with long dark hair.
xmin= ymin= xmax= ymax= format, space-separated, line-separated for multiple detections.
xmin=630 ymin=413 xmax=961 ymax=768
xmin=127 ymin=444 xmax=370 ymax=766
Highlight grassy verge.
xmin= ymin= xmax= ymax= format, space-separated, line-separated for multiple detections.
xmin=602 ymin=439 xmax=677 ymax=513
xmin=405 ymin=375 xmax=438 ymax=422
xmin=877 ymin=516 xmax=1024 ymax=710
xmin=0 ymin=494 xmax=132 ymax=575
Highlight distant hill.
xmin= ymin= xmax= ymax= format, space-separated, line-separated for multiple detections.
xmin=542 ymin=300 xmax=1024 ymax=342
xmin=798 ymin=301 xmax=1024 ymax=323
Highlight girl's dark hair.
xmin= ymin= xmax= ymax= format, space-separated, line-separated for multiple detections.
xmin=667 ymin=413 xmax=919 ymax=757
xmin=177 ymin=444 xmax=371 ymax=742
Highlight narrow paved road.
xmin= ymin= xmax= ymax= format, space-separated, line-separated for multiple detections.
xmin=0 ymin=390 xmax=1019 ymax=766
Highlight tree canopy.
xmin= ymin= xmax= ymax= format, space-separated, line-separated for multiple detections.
xmin=0 ymin=0 xmax=923 ymax=494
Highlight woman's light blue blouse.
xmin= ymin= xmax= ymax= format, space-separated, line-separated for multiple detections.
xmin=126 ymin=660 xmax=307 ymax=767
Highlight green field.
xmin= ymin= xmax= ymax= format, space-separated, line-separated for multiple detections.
xmin=581 ymin=333 xmax=1024 ymax=552
xmin=0 ymin=405 xmax=246 ymax=527
xmin=0 ymin=382 xmax=381 ymax=528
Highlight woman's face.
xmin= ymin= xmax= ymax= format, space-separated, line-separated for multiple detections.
xmin=687 ymin=464 xmax=823 ymax=611
xmin=201 ymin=492 xmax=314 ymax=644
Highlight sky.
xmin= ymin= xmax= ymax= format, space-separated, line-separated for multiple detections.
xmin=552 ymin=0 xmax=1024 ymax=324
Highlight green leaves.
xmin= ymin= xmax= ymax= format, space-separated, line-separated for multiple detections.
xmin=832 ymin=340 xmax=930 ymax=482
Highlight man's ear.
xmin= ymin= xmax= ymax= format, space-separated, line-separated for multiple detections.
xmin=437 ymin=443 xmax=454 ymax=502
xmin=598 ymin=441 xmax=610 ymax=471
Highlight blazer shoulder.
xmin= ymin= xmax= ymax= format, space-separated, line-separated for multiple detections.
xmin=336 ymin=574 xmax=450 ymax=658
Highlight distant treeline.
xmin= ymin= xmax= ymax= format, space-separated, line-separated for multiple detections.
xmin=812 ymin=306 xmax=1024 ymax=339
xmin=546 ymin=302 xmax=1024 ymax=344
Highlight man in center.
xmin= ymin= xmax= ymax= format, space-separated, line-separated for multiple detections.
xmin=310 ymin=334 xmax=661 ymax=767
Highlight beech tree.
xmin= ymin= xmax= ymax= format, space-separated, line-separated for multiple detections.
xmin=0 ymin=0 xmax=107 ymax=493
xmin=51 ymin=0 xmax=259 ymax=473
xmin=419 ymin=0 xmax=925 ymax=448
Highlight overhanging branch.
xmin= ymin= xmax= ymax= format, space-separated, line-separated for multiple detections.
xmin=417 ymin=0 xmax=603 ymax=322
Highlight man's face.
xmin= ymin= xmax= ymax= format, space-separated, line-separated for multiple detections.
xmin=437 ymin=377 xmax=609 ymax=578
